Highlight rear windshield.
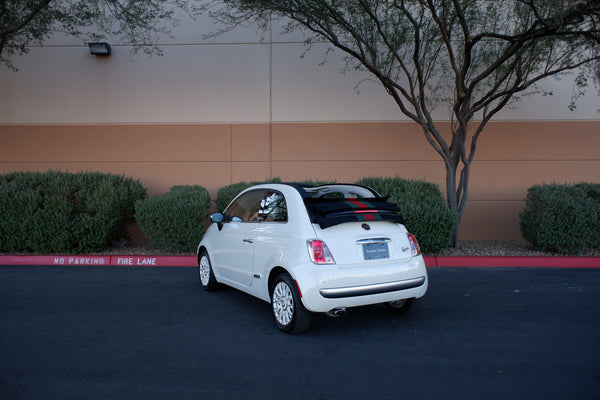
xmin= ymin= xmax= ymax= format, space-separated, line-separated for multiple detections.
xmin=304 ymin=184 xmax=377 ymax=199
xmin=302 ymin=185 xmax=405 ymax=229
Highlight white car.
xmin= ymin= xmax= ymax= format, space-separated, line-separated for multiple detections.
xmin=197 ymin=183 xmax=428 ymax=333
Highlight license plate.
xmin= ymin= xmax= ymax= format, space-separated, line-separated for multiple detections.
xmin=363 ymin=242 xmax=389 ymax=260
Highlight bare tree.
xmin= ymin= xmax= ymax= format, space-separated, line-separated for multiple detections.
xmin=203 ymin=0 xmax=600 ymax=245
xmin=0 ymin=0 xmax=194 ymax=69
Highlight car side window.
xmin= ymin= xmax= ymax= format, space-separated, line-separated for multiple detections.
xmin=259 ymin=191 xmax=287 ymax=222
xmin=225 ymin=190 xmax=265 ymax=222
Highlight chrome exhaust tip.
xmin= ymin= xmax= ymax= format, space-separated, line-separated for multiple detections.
xmin=326 ymin=307 xmax=347 ymax=318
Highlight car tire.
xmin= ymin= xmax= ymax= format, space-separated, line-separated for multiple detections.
xmin=385 ymin=298 xmax=414 ymax=314
xmin=198 ymin=250 xmax=219 ymax=291
xmin=271 ymin=273 xmax=312 ymax=334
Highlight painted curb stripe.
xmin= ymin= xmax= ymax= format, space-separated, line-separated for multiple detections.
xmin=0 ymin=255 xmax=196 ymax=267
xmin=0 ymin=255 xmax=598 ymax=268
xmin=424 ymin=256 xmax=600 ymax=268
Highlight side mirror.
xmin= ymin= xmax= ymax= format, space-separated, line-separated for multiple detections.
xmin=210 ymin=212 xmax=224 ymax=231
xmin=210 ymin=213 xmax=224 ymax=223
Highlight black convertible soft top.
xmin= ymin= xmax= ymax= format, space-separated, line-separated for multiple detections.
xmin=284 ymin=183 xmax=406 ymax=229
xmin=304 ymin=197 xmax=406 ymax=229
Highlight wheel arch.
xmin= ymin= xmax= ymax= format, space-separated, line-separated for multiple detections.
xmin=197 ymin=245 xmax=208 ymax=265
xmin=268 ymin=266 xmax=289 ymax=299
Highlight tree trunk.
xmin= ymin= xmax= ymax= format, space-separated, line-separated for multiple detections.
xmin=446 ymin=121 xmax=471 ymax=249
xmin=445 ymin=161 xmax=461 ymax=248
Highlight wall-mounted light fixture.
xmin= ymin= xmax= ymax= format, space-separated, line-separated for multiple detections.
xmin=88 ymin=42 xmax=111 ymax=56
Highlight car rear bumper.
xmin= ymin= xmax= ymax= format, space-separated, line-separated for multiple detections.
xmin=290 ymin=256 xmax=428 ymax=312
xmin=319 ymin=276 xmax=426 ymax=298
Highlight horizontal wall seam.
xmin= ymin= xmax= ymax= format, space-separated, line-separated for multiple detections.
xmin=2 ymin=119 xmax=599 ymax=126
xmin=4 ymin=160 xmax=599 ymax=164
xmin=270 ymin=160 xmax=444 ymax=162
xmin=0 ymin=161 xmax=236 ymax=165
xmin=270 ymin=159 xmax=600 ymax=162
xmin=470 ymin=159 xmax=600 ymax=162
xmin=22 ymin=41 xmax=326 ymax=49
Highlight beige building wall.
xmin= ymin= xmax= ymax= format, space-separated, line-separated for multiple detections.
xmin=1 ymin=120 xmax=598 ymax=240
xmin=1 ymin=12 xmax=598 ymax=241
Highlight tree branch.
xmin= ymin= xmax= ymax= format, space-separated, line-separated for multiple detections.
xmin=0 ymin=0 xmax=54 ymax=36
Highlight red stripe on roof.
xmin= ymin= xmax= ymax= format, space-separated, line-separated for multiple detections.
xmin=348 ymin=199 xmax=370 ymax=209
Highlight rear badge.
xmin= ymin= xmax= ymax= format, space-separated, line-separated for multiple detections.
xmin=361 ymin=223 xmax=371 ymax=231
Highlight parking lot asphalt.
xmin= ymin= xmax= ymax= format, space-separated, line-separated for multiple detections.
xmin=1 ymin=266 xmax=599 ymax=400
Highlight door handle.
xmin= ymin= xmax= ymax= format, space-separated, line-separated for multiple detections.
xmin=243 ymin=239 xmax=254 ymax=243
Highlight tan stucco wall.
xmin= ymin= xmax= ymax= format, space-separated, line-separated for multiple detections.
xmin=1 ymin=120 xmax=599 ymax=240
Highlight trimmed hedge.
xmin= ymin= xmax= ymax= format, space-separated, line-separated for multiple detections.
xmin=520 ymin=183 xmax=600 ymax=255
xmin=356 ymin=176 xmax=457 ymax=254
xmin=0 ymin=170 xmax=146 ymax=253
xmin=135 ymin=185 xmax=211 ymax=253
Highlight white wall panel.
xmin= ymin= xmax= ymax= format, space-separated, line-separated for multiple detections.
xmin=0 ymin=44 xmax=270 ymax=123
xmin=0 ymin=13 xmax=598 ymax=124
xmin=271 ymin=43 xmax=411 ymax=122
xmin=493 ymin=75 xmax=600 ymax=120
xmin=270 ymin=42 xmax=598 ymax=122
xmin=40 ymin=7 xmax=265 ymax=46
xmin=157 ymin=10 xmax=267 ymax=45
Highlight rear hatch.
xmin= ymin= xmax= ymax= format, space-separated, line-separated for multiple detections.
xmin=312 ymin=221 xmax=414 ymax=267
xmin=301 ymin=187 xmax=415 ymax=267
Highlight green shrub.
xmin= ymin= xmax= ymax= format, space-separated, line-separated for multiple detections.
xmin=216 ymin=178 xmax=281 ymax=212
xmin=0 ymin=170 xmax=146 ymax=253
xmin=356 ymin=176 xmax=457 ymax=254
xmin=520 ymin=183 xmax=600 ymax=255
xmin=135 ymin=185 xmax=211 ymax=253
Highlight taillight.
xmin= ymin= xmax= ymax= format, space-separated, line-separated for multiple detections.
xmin=407 ymin=233 xmax=421 ymax=256
xmin=308 ymin=240 xmax=335 ymax=264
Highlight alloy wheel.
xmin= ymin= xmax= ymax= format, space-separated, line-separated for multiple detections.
xmin=272 ymin=281 xmax=294 ymax=326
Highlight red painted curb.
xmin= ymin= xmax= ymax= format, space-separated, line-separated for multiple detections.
xmin=109 ymin=255 xmax=197 ymax=267
xmin=0 ymin=254 xmax=599 ymax=268
xmin=423 ymin=256 xmax=436 ymax=267
xmin=0 ymin=255 xmax=197 ymax=267
xmin=431 ymin=256 xmax=600 ymax=268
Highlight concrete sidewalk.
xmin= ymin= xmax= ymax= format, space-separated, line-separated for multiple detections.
xmin=1 ymin=254 xmax=599 ymax=268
